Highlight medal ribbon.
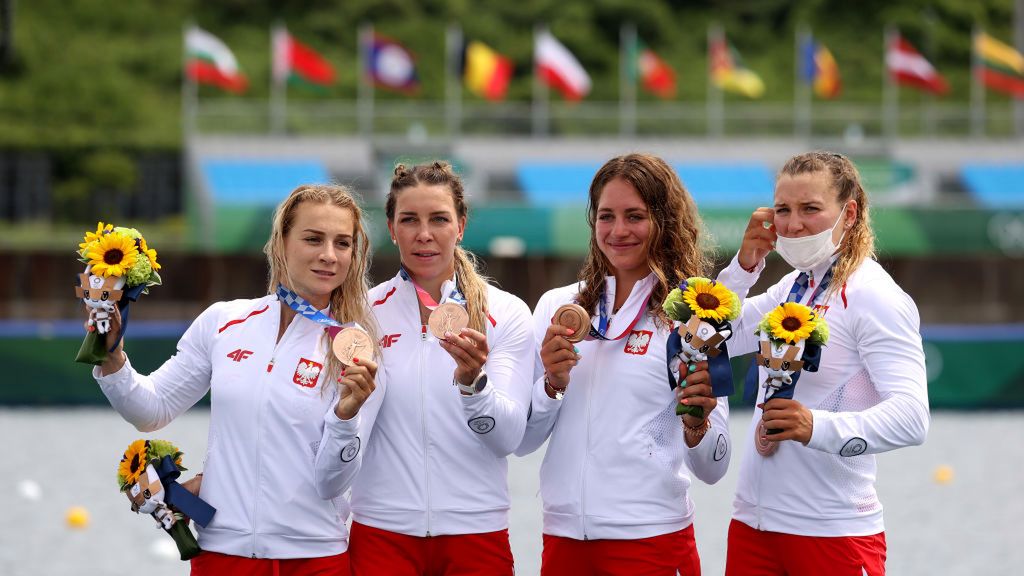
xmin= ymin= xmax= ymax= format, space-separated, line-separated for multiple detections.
xmin=586 ymin=283 xmax=653 ymax=342
xmin=276 ymin=284 xmax=361 ymax=339
xmin=399 ymin=266 xmax=467 ymax=311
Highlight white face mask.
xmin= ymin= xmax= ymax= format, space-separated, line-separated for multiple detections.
xmin=775 ymin=209 xmax=849 ymax=272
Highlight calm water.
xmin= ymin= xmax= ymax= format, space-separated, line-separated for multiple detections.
xmin=2 ymin=408 xmax=1020 ymax=575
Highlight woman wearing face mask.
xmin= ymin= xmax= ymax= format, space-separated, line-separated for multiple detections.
xmin=516 ymin=153 xmax=730 ymax=575
xmin=315 ymin=162 xmax=533 ymax=575
xmin=718 ymin=152 xmax=929 ymax=576
xmin=92 ymin=185 xmax=379 ymax=575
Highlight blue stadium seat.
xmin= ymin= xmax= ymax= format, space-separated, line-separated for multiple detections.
xmin=516 ymin=161 xmax=773 ymax=207
xmin=201 ymin=159 xmax=332 ymax=205
xmin=961 ymin=164 xmax=1024 ymax=208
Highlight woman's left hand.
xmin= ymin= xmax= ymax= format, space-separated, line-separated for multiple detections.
xmin=760 ymin=398 xmax=814 ymax=444
xmin=440 ymin=327 xmax=489 ymax=390
xmin=676 ymin=360 xmax=717 ymax=430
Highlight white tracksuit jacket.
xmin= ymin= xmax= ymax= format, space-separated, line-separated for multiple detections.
xmin=717 ymin=255 xmax=929 ymax=537
xmin=94 ymin=295 xmax=352 ymax=558
xmin=516 ymin=273 xmax=732 ymax=541
xmin=315 ymin=272 xmax=534 ymax=536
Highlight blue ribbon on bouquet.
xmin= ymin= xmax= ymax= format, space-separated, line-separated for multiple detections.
xmin=154 ymin=456 xmax=216 ymax=528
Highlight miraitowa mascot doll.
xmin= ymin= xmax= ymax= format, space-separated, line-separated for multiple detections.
xmin=662 ymin=278 xmax=742 ymax=418
xmin=118 ymin=439 xmax=216 ymax=561
xmin=74 ymin=222 xmax=161 ymax=365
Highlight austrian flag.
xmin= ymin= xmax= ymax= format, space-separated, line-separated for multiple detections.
xmin=886 ymin=34 xmax=948 ymax=95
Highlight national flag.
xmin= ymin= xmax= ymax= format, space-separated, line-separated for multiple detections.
xmin=462 ymin=40 xmax=514 ymax=101
xmin=801 ymin=37 xmax=841 ymax=99
xmin=975 ymin=32 xmax=1024 ymax=99
xmin=185 ymin=26 xmax=248 ymax=93
xmin=365 ymin=32 xmax=419 ymax=93
xmin=709 ymin=36 xmax=764 ymax=99
xmin=886 ymin=34 xmax=948 ymax=95
xmin=535 ymin=30 xmax=591 ymax=101
xmin=635 ymin=41 xmax=676 ymax=99
xmin=273 ymin=26 xmax=336 ymax=90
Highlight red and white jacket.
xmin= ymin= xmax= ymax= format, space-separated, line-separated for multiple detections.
xmin=718 ymin=255 xmax=929 ymax=537
xmin=315 ymin=272 xmax=534 ymax=536
xmin=516 ymin=273 xmax=732 ymax=541
xmin=95 ymin=295 xmax=352 ymax=559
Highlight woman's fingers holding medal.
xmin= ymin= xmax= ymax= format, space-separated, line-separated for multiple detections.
xmin=335 ymin=357 xmax=378 ymax=421
xmin=758 ymin=398 xmax=813 ymax=445
xmin=738 ymin=206 xmax=778 ymax=270
xmin=540 ymin=324 xmax=580 ymax=389
xmin=676 ymin=360 xmax=716 ymax=421
xmin=440 ymin=327 xmax=489 ymax=386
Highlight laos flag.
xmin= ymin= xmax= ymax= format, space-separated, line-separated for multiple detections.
xmin=365 ymin=32 xmax=419 ymax=94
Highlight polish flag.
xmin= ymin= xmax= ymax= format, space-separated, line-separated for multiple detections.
xmin=886 ymin=35 xmax=949 ymax=95
xmin=535 ymin=30 xmax=591 ymax=101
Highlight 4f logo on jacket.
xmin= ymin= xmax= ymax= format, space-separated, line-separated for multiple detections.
xmin=293 ymin=358 xmax=323 ymax=388
xmin=379 ymin=333 xmax=402 ymax=348
xmin=624 ymin=330 xmax=652 ymax=355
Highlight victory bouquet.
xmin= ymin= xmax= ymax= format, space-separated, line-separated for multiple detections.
xmin=663 ymin=277 xmax=741 ymax=418
xmin=754 ymin=302 xmax=830 ymax=405
xmin=118 ymin=439 xmax=215 ymax=561
xmin=75 ymin=222 xmax=161 ymax=365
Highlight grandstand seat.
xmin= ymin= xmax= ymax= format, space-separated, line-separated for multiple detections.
xmin=516 ymin=161 xmax=773 ymax=207
xmin=201 ymin=159 xmax=331 ymax=205
xmin=960 ymin=164 xmax=1024 ymax=208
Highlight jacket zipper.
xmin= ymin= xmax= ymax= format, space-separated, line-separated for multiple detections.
xmin=252 ymin=310 xmax=298 ymax=556
xmin=580 ymin=340 xmax=604 ymax=540
xmin=420 ymin=322 xmax=432 ymax=537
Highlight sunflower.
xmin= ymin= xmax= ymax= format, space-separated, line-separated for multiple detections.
xmin=79 ymin=221 xmax=113 ymax=254
xmin=118 ymin=439 xmax=149 ymax=490
xmin=86 ymin=231 xmax=140 ymax=277
xmin=138 ymin=237 xmax=160 ymax=271
xmin=681 ymin=279 xmax=737 ymax=323
xmin=767 ymin=302 xmax=818 ymax=344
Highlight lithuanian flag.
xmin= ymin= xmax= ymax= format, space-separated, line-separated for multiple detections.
xmin=975 ymin=32 xmax=1024 ymax=99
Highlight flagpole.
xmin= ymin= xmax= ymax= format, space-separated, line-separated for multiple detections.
xmin=707 ymin=24 xmax=724 ymax=138
xmin=795 ymin=25 xmax=811 ymax=139
xmin=619 ymin=22 xmax=637 ymax=137
xmin=883 ymin=26 xmax=898 ymax=142
xmin=922 ymin=9 xmax=937 ymax=137
xmin=358 ymin=23 xmax=374 ymax=138
xmin=970 ymin=25 xmax=985 ymax=138
xmin=445 ymin=24 xmax=462 ymax=139
xmin=532 ymin=25 xmax=549 ymax=137
xmin=270 ymin=22 xmax=286 ymax=135
xmin=181 ymin=22 xmax=207 ymax=249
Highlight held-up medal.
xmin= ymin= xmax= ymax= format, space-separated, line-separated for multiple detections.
xmin=428 ymin=302 xmax=470 ymax=340
xmin=332 ymin=327 xmax=373 ymax=366
xmin=552 ymin=304 xmax=590 ymax=343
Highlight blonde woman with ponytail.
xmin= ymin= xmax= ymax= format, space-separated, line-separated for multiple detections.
xmin=93 ymin=184 xmax=378 ymax=575
xmin=314 ymin=161 xmax=533 ymax=575
xmin=719 ymin=152 xmax=929 ymax=575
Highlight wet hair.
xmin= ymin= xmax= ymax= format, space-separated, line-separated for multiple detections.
xmin=577 ymin=153 xmax=710 ymax=328
xmin=264 ymin=184 xmax=378 ymax=389
xmin=778 ymin=151 xmax=875 ymax=302
xmin=387 ymin=161 xmax=490 ymax=333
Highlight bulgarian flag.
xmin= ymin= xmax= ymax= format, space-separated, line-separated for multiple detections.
xmin=186 ymin=26 xmax=248 ymax=94
xmin=975 ymin=32 xmax=1024 ymax=99
xmin=273 ymin=26 xmax=336 ymax=90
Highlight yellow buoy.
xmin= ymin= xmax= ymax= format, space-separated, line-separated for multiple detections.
xmin=933 ymin=465 xmax=954 ymax=485
xmin=65 ymin=506 xmax=90 ymax=529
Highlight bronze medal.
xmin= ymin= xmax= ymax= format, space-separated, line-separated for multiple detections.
xmin=428 ymin=302 xmax=469 ymax=340
xmin=332 ymin=327 xmax=373 ymax=366
xmin=754 ymin=420 xmax=779 ymax=457
xmin=552 ymin=304 xmax=590 ymax=343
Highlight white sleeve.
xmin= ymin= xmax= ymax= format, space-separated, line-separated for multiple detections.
xmin=717 ymin=254 xmax=796 ymax=357
xmin=313 ymin=367 xmax=387 ymax=500
xmin=460 ymin=296 xmax=534 ymax=457
xmin=806 ymin=285 xmax=930 ymax=455
xmin=92 ymin=304 xmax=219 ymax=432
xmin=681 ymin=395 xmax=731 ymax=484
xmin=515 ymin=291 xmax=562 ymax=457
